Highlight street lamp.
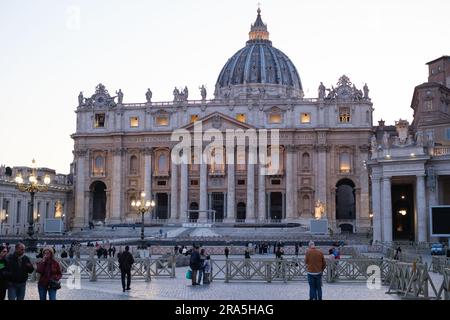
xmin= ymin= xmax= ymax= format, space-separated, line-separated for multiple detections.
xmin=14 ymin=159 xmax=50 ymax=252
xmin=0 ymin=210 xmax=8 ymax=235
xmin=131 ymin=192 xmax=155 ymax=249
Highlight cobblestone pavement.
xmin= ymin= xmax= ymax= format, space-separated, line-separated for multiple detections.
xmin=22 ymin=275 xmax=398 ymax=300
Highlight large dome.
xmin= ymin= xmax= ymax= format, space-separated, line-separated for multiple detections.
xmin=215 ymin=9 xmax=303 ymax=97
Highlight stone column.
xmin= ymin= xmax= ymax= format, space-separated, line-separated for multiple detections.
xmin=74 ymin=149 xmax=87 ymax=228
xmin=359 ymin=145 xmax=371 ymax=231
xmin=416 ymin=175 xmax=427 ymax=243
xmin=285 ymin=146 xmax=295 ymax=220
xmin=110 ymin=148 xmax=123 ymax=224
xmin=180 ymin=162 xmax=188 ymax=221
xmin=143 ymin=148 xmax=152 ymax=208
xmin=246 ymin=162 xmax=255 ymax=222
xmin=258 ymin=165 xmax=266 ymax=222
xmin=170 ymin=159 xmax=178 ymax=221
xmin=226 ymin=163 xmax=235 ymax=222
xmin=316 ymin=145 xmax=327 ymax=211
xmin=199 ymin=162 xmax=208 ymax=223
xmin=382 ymin=177 xmax=392 ymax=243
xmin=371 ymin=177 xmax=382 ymax=242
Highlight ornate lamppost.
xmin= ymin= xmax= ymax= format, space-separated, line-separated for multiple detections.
xmin=14 ymin=159 xmax=50 ymax=252
xmin=131 ymin=192 xmax=155 ymax=249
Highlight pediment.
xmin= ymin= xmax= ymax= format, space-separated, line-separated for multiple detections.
xmin=182 ymin=112 xmax=255 ymax=131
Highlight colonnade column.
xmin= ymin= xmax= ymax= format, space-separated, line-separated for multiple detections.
xmin=371 ymin=177 xmax=382 ymax=242
xmin=416 ymin=175 xmax=427 ymax=243
xmin=382 ymin=177 xmax=392 ymax=243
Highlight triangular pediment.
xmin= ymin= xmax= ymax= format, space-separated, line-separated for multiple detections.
xmin=182 ymin=112 xmax=255 ymax=131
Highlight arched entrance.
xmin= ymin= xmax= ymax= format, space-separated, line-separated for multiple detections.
xmin=189 ymin=202 xmax=199 ymax=221
xmin=90 ymin=181 xmax=107 ymax=222
xmin=336 ymin=179 xmax=356 ymax=220
xmin=270 ymin=192 xmax=283 ymax=221
xmin=236 ymin=202 xmax=246 ymax=221
xmin=392 ymin=184 xmax=414 ymax=240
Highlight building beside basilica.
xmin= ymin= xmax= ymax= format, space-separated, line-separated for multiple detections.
xmin=71 ymin=9 xmax=373 ymax=233
xmin=368 ymin=56 xmax=450 ymax=243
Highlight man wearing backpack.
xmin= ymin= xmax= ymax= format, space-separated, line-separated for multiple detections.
xmin=118 ymin=246 xmax=134 ymax=292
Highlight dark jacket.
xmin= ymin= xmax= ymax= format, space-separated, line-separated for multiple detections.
xmin=0 ymin=257 xmax=12 ymax=288
xmin=36 ymin=259 xmax=62 ymax=288
xmin=5 ymin=253 xmax=34 ymax=283
xmin=118 ymin=251 xmax=134 ymax=271
xmin=189 ymin=251 xmax=201 ymax=270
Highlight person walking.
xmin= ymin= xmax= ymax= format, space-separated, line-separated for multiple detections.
xmin=305 ymin=241 xmax=326 ymax=300
xmin=36 ymin=247 xmax=62 ymax=300
xmin=224 ymin=246 xmax=229 ymax=259
xmin=197 ymin=249 xmax=207 ymax=285
xmin=189 ymin=246 xmax=201 ymax=286
xmin=6 ymin=243 xmax=34 ymax=300
xmin=118 ymin=246 xmax=134 ymax=292
xmin=203 ymin=255 xmax=212 ymax=284
xmin=0 ymin=245 xmax=11 ymax=300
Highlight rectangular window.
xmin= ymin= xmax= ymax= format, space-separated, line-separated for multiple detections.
xmin=339 ymin=108 xmax=351 ymax=123
xmin=46 ymin=202 xmax=50 ymax=219
xmin=339 ymin=152 xmax=351 ymax=173
xmin=190 ymin=180 xmax=199 ymax=186
xmin=236 ymin=113 xmax=246 ymax=123
xmin=301 ymin=113 xmax=311 ymax=124
xmin=446 ymin=128 xmax=450 ymax=140
xmin=157 ymin=180 xmax=166 ymax=186
xmin=237 ymin=179 xmax=246 ymax=185
xmin=156 ymin=116 xmax=169 ymax=126
xmin=271 ymin=179 xmax=281 ymax=185
xmin=16 ymin=201 xmax=21 ymax=224
xmin=190 ymin=115 xmax=199 ymax=123
xmin=425 ymin=100 xmax=433 ymax=111
xmin=94 ymin=113 xmax=105 ymax=128
xmin=130 ymin=117 xmax=139 ymax=128
xmin=269 ymin=113 xmax=282 ymax=124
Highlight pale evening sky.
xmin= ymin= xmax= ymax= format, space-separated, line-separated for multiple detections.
xmin=0 ymin=0 xmax=449 ymax=174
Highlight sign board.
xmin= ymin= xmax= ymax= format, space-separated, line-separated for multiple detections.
xmin=44 ymin=219 xmax=64 ymax=233
xmin=310 ymin=219 xmax=328 ymax=234
xmin=430 ymin=206 xmax=450 ymax=236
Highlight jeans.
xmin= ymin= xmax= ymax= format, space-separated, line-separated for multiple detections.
xmin=197 ymin=269 xmax=204 ymax=284
xmin=121 ymin=270 xmax=131 ymax=290
xmin=8 ymin=282 xmax=26 ymax=300
xmin=307 ymin=273 xmax=323 ymax=300
xmin=38 ymin=286 xmax=57 ymax=300
xmin=191 ymin=269 xmax=198 ymax=285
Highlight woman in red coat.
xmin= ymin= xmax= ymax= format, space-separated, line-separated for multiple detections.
xmin=36 ymin=247 xmax=62 ymax=300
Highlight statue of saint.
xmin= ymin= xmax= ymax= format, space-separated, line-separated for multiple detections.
xmin=183 ymin=86 xmax=189 ymax=100
xmin=363 ymin=83 xmax=369 ymax=99
xmin=78 ymin=91 xmax=84 ymax=106
xmin=146 ymin=88 xmax=152 ymax=103
xmin=415 ymin=131 xmax=424 ymax=147
xmin=116 ymin=89 xmax=123 ymax=104
xmin=314 ymin=200 xmax=325 ymax=220
xmin=318 ymin=82 xmax=326 ymax=99
xmin=173 ymin=87 xmax=179 ymax=101
xmin=370 ymin=135 xmax=377 ymax=151
xmin=199 ymin=85 xmax=207 ymax=100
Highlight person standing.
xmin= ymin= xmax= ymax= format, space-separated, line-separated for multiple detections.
xmin=305 ymin=241 xmax=326 ymax=300
xmin=197 ymin=249 xmax=207 ymax=285
xmin=118 ymin=246 xmax=134 ymax=292
xmin=36 ymin=248 xmax=62 ymax=300
xmin=224 ymin=246 xmax=229 ymax=259
xmin=6 ymin=243 xmax=34 ymax=300
xmin=0 ymin=245 xmax=11 ymax=300
xmin=189 ymin=246 xmax=201 ymax=286
xmin=203 ymin=255 xmax=212 ymax=284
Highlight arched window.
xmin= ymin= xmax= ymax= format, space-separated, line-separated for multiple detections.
xmin=302 ymin=153 xmax=310 ymax=171
xmin=339 ymin=152 xmax=351 ymax=173
xmin=302 ymin=195 xmax=310 ymax=216
xmin=130 ymin=155 xmax=138 ymax=174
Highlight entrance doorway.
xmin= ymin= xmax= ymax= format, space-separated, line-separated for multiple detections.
xmin=91 ymin=181 xmax=107 ymax=222
xmin=236 ymin=202 xmax=246 ymax=221
xmin=155 ymin=193 xmax=169 ymax=219
xmin=336 ymin=179 xmax=356 ymax=220
xmin=270 ymin=192 xmax=283 ymax=221
xmin=392 ymin=184 xmax=415 ymax=241
xmin=189 ymin=202 xmax=199 ymax=221
xmin=211 ymin=192 xmax=224 ymax=221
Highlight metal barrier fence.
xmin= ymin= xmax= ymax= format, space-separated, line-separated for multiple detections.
xmin=437 ymin=268 xmax=450 ymax=300
xmin=209 ymin=257 xmax=388 ymax=283
xmin=29 ymin=256 xmax=176 ymax=282
xmin=431 ymin=256 xmax=450 ymax=274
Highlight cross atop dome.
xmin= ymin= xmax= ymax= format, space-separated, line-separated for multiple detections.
xmin=249 ymin=7 xmax=269 ymax=41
